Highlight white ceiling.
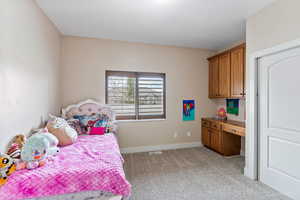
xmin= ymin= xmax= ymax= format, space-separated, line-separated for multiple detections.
xmin=36 ymin=0 xmax=276 ymax=50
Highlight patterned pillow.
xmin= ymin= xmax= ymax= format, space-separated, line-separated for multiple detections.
xmin=67 ymin=119 xmax=86 ymax=135
xmin=73 ymin=114 xmax=111 ymax=134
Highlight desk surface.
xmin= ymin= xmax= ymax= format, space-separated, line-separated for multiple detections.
xmin=202 ymin=118 xmax=245 ymax=129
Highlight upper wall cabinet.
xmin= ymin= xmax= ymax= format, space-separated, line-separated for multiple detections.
xmin=218 ymin=52 xmax=231 ymax=98
xmin=230 ymin=46 xmax=245 ymax=98
xmin=209 ymin=56 xmax=219 ymax=98
xmin=208 ymin=44 xmax=246 ymax=99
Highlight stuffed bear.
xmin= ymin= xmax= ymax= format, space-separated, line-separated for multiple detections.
xmin=21 ymin=130 xmax=59 ymax=170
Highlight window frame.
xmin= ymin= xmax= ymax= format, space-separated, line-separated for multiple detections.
xmin=105 ymin=70 xmax=166 ymax=120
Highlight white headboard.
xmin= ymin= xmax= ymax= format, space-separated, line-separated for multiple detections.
xmin=61 ymin=99 xmax=116 ymax=121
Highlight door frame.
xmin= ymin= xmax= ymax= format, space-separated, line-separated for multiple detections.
xmin=245 ymin=38 xmax=300 ymax=180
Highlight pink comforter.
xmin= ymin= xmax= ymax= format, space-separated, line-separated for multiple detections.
xmin=0 ymin=134 xmax=131 ymax=200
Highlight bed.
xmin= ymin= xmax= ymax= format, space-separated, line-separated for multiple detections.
xmin=0 ymin=100 xmax=131 ymax=200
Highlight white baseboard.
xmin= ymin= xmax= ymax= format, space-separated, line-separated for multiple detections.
xmin=121 ymin=142 xmax=202 ymax=154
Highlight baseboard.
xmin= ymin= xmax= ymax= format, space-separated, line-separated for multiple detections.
xmin=121 ymin=142 xmax=202 ymax=154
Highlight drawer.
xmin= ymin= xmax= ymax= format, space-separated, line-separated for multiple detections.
xmin=211 ymin=121 xmax=221 ymax=130
xmin=202 ymin=120 xmax=211 ymax=128
xmin=222 ymin=124 xmax=245 ymax=137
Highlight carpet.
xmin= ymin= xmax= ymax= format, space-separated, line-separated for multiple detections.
xmin=123 ymin=147 xmax=291 ymax=200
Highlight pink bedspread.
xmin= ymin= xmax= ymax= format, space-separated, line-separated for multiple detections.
xmin=0 ymin=134 xmax=131 ymax=200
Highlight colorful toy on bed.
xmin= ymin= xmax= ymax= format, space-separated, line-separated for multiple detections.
xmin=0 ymin=153 xmax=16 ymax=186
xmin=47 ymin=114 xmax=78 ymax=146
xmin=6 ymin=134 xmax=26 ymax=159
xmin=21 ymin=130 xmax=59 ymax=169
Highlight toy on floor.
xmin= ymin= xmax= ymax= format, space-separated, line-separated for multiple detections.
xmin=0 ymin=153 xmax=16 ymax=186
xmin=21 ymin=130 xmax=59 ymax=169
xmin=6 ymin=134 xmax=26 ymax=159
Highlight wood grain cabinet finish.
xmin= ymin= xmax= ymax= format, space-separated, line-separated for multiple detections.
xmin=201 ymin=118 xmax=244 ymax=156
xmin=201 ymin=126 xmax=210 ymax=147
xmin=230 ymin=46 xmax=245 ymax=98
xmin=207 ymin=43 xmax=245 ymax=99
xmin=210 ymin=129 xmax=221 ymax=152
xmin=218 ymin=52 xmax=231 ymax=98
xmin=208 ymin=57 xmax=219 ymax=98
xmin=201 ymin=119 xmax=222 ymax=154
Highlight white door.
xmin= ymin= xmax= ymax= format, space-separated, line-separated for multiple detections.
xmin=259 ymin=46 xmax=300 ymax=200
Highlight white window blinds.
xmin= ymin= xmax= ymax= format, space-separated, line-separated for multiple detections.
xmin=106 ymin=71 xmax=166 ymax=120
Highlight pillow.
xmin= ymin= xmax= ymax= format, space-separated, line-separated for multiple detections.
xmin=67 ymin=118 xmax=86 ymax=135
xmin=47 ymin=115 xmax=78 ymax=146
xmin=73 ymin=114 xmax=111 ymax=134
xmin=89 ymin=127 xmax=105 ymax=135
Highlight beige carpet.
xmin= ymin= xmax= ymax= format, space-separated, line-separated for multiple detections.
xmin=123 ymin=147 xmax=291 ymax=200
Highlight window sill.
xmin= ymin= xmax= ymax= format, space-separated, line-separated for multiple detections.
xmin=117 ymin=118 xmax=166 ymax=123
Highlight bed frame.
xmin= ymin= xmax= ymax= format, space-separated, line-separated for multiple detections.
xmin=62 ymin=99 xmax=116 ymax=121
xmin=60 ymin=99 xmax=123 ymax=200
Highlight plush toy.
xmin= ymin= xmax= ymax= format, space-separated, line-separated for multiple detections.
xmin=21 ymin=130 xmax=59 ymax=170
xmin=0 ymin=153 xmax=16 ymax=186
xmin=6 ymin=134 xmax=26 ymax=159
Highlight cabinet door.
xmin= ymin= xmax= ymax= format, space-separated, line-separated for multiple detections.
xmin=210 ymin=129 xmax=221 ymax=153
xmin=202 ymin=126 xmax=210 ymax=147
xmin=231 ymin=46 xmax=245 ymax=98
xmin=209 ymin=57 xmax=219 ymax=98
xmin=218 ymin=52 xmax=231 ymax=98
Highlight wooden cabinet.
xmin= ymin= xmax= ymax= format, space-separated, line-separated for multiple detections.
xmin=201 ymin=118 xmax=245 ymax=156
xmin=209 ymin=57 xmax=219 ymax=98
xmin=230 ymin=46 xmax=245 ymax=98
xmin=210 ymin=129 xmax=221 ymax=152
xmin=207 ymin=43 xmax=245 ymax=99
xmin=218 ymin=52 xmax=231 ymax=98
xmin=201 ymin=119 xmax=222 ymax=154
xmin=201 ymin=126 xmax=210 ymax=147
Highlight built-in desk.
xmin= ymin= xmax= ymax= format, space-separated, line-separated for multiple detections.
xmin=201 ymin=118 xmax=245 ymax=156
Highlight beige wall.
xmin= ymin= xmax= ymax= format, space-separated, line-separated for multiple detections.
xmin=60 ymin=36 xmax=216 ymax=149
xmin=245 ymin=0 xmax=300 ymax=167
xmin=0 ymin=0 xmax=61 ymax=152
xmin=247 ymin=0 xmax=300 ymax=54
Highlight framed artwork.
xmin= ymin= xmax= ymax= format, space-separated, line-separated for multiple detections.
xmin=183 ymin=100 xmax=195 ymax=121
xmin=226 ymin=99 xmax=239 ymax=115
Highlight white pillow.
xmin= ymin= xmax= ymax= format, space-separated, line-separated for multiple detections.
xmin=47 ymin=114 xmax=78 ymax=146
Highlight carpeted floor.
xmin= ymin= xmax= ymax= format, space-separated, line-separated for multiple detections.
xmin=123 ymin=147 xmax=291 ymax=200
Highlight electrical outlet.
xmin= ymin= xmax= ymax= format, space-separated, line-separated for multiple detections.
xmin=174 ymin=132 xmax=178 ymax=138
xmin=187 ymin=131 xmax=191 ymax=137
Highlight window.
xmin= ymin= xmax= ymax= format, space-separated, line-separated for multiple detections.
xmin=106 ymin=70 xmax=166 ymax=120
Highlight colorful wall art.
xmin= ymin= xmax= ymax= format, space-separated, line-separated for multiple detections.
xmin=183 ymin=100 xmax=195 ymax=121
xmin=226 ymin=99 xmax=239 ymax=116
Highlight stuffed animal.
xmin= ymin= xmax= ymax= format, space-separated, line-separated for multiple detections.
xmin=6 ymin=134 xmax=26 ymax=159
xmin=21 ymin=130 xmax=59 ymax=170
xmin=0 ymin=153 xmax=16 ymax=186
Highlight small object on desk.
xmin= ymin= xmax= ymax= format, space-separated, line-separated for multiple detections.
xmin=216 ymin=107 xmax=227 ymax=120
